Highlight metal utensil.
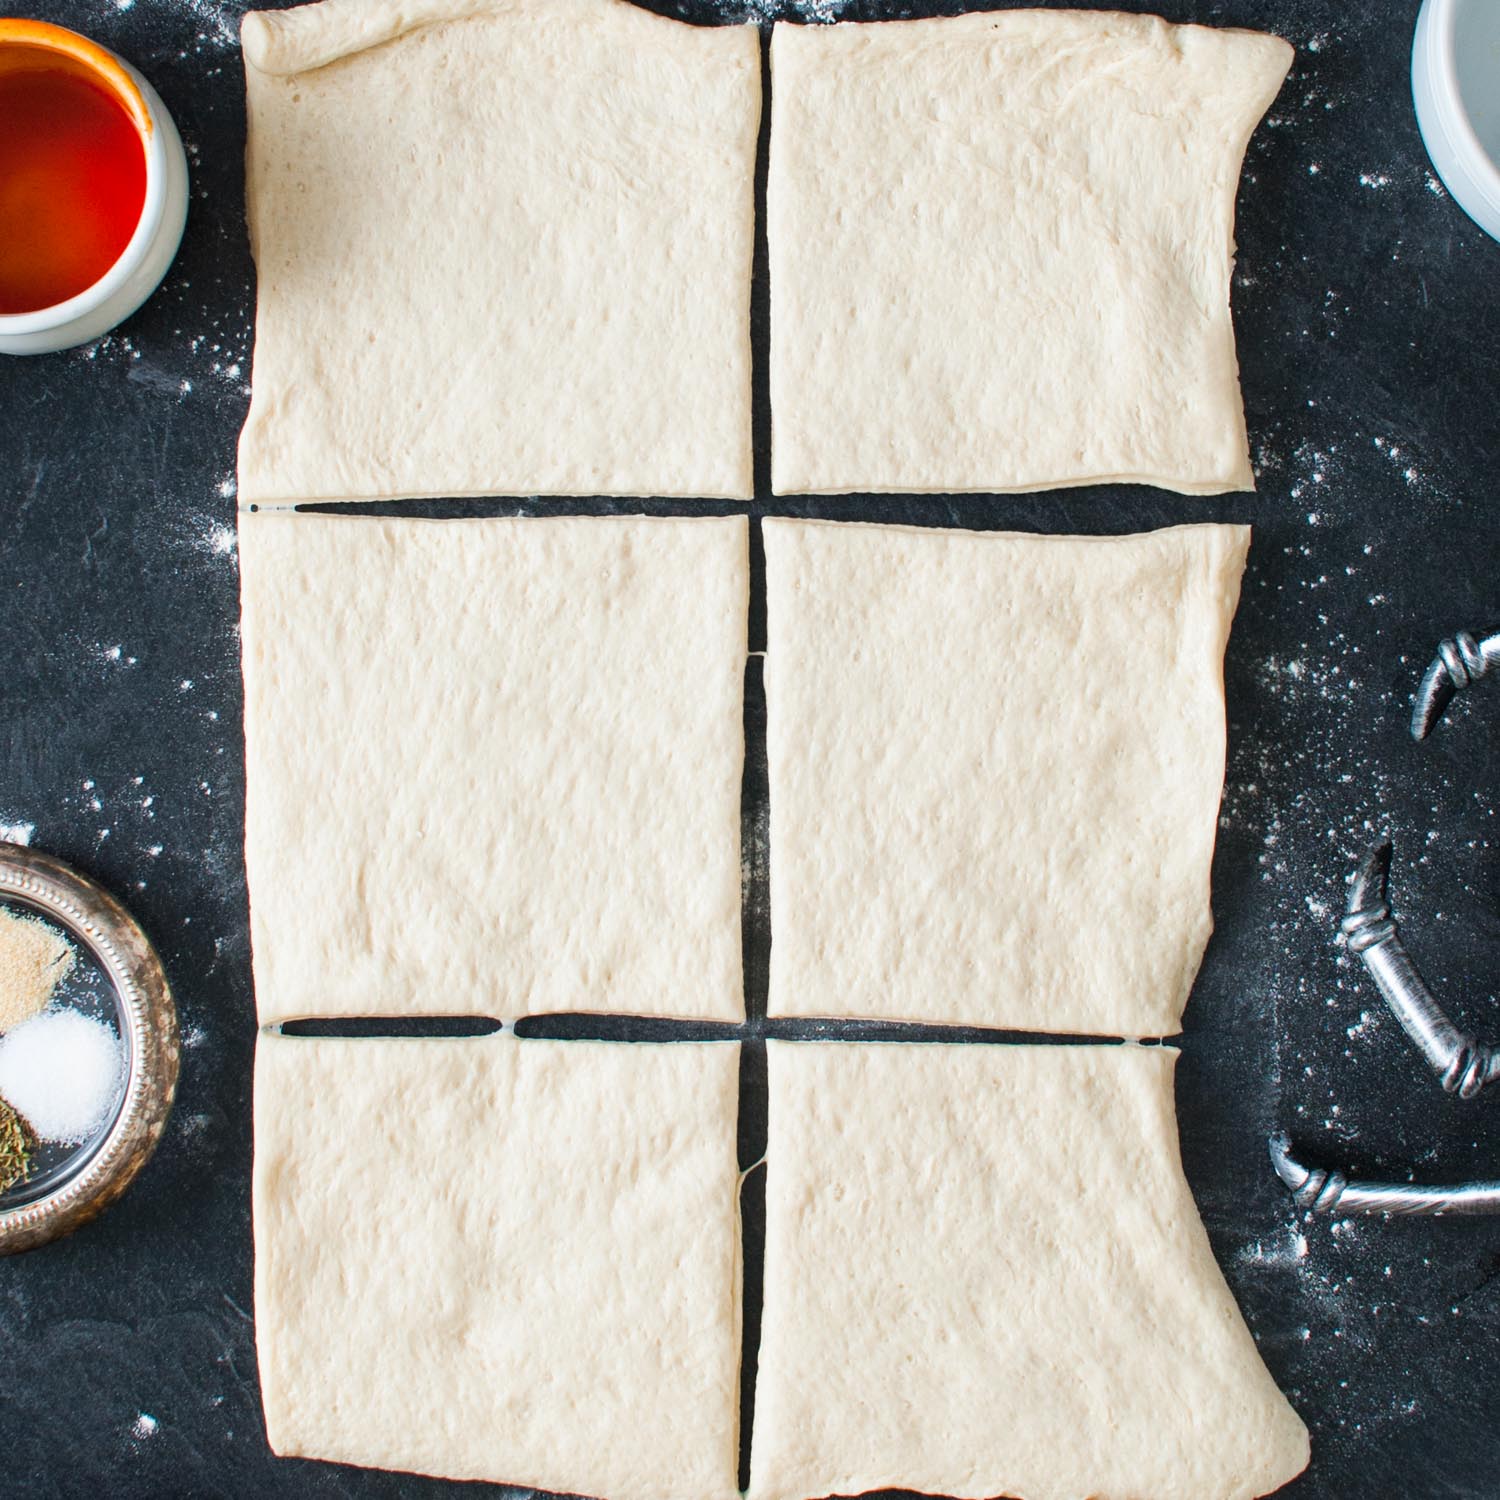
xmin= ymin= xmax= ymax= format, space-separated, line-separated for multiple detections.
xmin=1271 ymin=625 xmax=1498 ymax=1216
xmin=1343 ymin=841 xmax=1499 ymax=1098
xmin=1411 ymin=627 xmax=1499 ymax=740
xmin=1270 ymin=1132 xmax=1500 ymax=1218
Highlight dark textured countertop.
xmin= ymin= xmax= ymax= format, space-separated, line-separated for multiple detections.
xmin=2 ymin=1 xmax=1498 ymax=1496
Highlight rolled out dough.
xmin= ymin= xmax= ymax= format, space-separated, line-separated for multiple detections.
xmin=764 ymin=518 xmax=1249 ymax=1036
xmin=254 ymin=1032 xmax=743 ymax=1498
xmin=238 ymin=0 xmax=759 ymax=502
xmin=768 ymin=10 xmax=1292 ymax=495
xmin=750 ymin=1040 xmax=1310 ymax=1500
xmin=239 ymin=513 xmax=747 ymax=1023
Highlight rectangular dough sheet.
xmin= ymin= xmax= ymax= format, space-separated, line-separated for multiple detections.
xmin=764 ymin=518 xmax=1248 ymax=1036
xmin=768 ymin=10 xmax=1292 ymax=495
xmin=238 ymin=0 xmax=759 ymax=502
xmin=750 ymin=1040 xmax=1309 ymax=1500
xmin=255 ymin=1032 xmax=742 ymax=1498
xmin=240 ymin=513 xmax=747 ymax=1023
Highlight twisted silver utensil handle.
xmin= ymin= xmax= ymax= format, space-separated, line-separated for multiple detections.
xmin=1342 ymin=842 xmax=1500 ymax=1098
xmin=1269 ymin=1133 xmax=1500 ymax=1217
xmin=1411 ymin=627 xmax=1500 ymax=740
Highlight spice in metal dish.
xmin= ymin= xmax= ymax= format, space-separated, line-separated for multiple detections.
xmin=0 ymin=906 xmax=76 ymax=1032
xmin=0 ymin=1009 xmax=125 ymax=1145
xmin=0 ymin=1097 xmax=31 ymax=1194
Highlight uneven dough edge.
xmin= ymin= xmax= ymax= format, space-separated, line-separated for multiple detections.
xmin=750 ymin=1040 xmax=1310 ymax=1500
xmin=254 ymin=1032 xmax=744 ymax=1499
xmin=242 ymin=0 xmax=491 ymax=74
xmin=770 ymin=471 xmax=1255 ymax=500
xmin=1175 ymin=517 xmax=1254 ymax=1020
xmin=242 ymin=0 xmax=748 ymax=76
xmin=761 ymin=515 xmax=1251 ymax=549
xmin=761 ymin=518 xmax=1251 ymax=1035
xmin=1207 ymin=25 xmax=1296 ymax=497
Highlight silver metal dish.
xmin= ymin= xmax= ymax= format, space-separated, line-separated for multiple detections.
xmin=0 ymin=843 xmax=178 ymax=1254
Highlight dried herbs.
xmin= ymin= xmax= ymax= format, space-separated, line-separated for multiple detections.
xmin=0 ymin=1096 xmax=31 ymax=1195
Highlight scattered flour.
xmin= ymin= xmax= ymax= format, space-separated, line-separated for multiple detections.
xmin=729 ymin=0 xmax=858 ymax=18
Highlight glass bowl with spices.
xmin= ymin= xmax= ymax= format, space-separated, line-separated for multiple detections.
xmin=0 ymin=842 xmax=177 ymax=1254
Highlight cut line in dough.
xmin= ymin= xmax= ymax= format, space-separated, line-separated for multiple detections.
xmin=240 ymin=513 xmax=747 ymax=1024
xmin=768 ymin=9 xmax=1292 ymax=495
xmin=750 ymin=1039 xmax=1310 ymax=1500
xmin=239 ymin=0 xmax=759 ymax=502
xmin=764 ymin=517 xmax=1249 ymax=1036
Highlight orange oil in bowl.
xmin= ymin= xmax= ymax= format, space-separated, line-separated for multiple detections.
xmin=0 ymin=50 xmax=147 ymax=315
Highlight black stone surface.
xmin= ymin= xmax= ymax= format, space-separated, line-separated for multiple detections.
xmin=1 ymin=0 xmax=1498 ymax=1496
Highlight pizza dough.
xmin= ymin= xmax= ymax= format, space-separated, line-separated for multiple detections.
xmin=764 ymin=519 xmax=1248 ymax=1036
xmin=238 ymin=0 xmax=758 ymax=502
xmin=254 ymin=1032 xmax=742 ymax=1498
xmin=750 ymin=1041 xmax=1309 ymax=1500
xmin=768 ymin=10 xmax=1292 ymax=495
xmin=239 ymin=513 xmax=747 ymax=1023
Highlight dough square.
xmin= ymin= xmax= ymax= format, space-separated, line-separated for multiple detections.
xmin=764 ymin=518 xmax=1248 ymax=1036
xmin=240 ymin=513 xmax=747 ymax=1023
xmin=750 ymin=1040 xmax=1309 ymax=1500
xmin=238 ymin=0 xmax=759 ymax=503
xmin=254 ymin=1033 xmax=743 ymax=1498
xmin=768 ymin=11 xmax=1292 ymax=496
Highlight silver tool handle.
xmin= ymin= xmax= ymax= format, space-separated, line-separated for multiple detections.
xmin=1411 ymin=627 xmax=1500 ymax=739
xmin=1270 ymin=1133 xmax=1500 ymax=1217
xmin=1342 ymin=842 xmax=1500 ymax=1098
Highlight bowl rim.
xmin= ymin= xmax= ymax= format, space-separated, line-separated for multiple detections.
xmin=1416 ymin=0 xmax=1500 ymax=223
xmin=0 ymin=843 xmax=178 ymax=1255
xmin=0 ymin=20 xmax=172 ymax=335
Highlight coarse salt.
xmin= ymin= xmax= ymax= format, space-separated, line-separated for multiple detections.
xmin=0 ymin=1009 xmax=125 ymax=1144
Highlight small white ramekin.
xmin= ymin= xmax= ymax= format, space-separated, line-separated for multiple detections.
xmin=0 ymin=20 xmax=189 ymax=357
xmin=1413 ymin=0 xmax=1500 ymax=243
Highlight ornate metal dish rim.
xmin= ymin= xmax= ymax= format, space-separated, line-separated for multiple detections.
xmin=0 ymin=844 xmax=178 ymax=1255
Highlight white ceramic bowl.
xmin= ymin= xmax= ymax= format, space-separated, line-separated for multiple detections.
xmin=1413 ymin=0 xmax=1500 ymax=243
xmin=0 ymin=21 xmax=189 ymax=357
